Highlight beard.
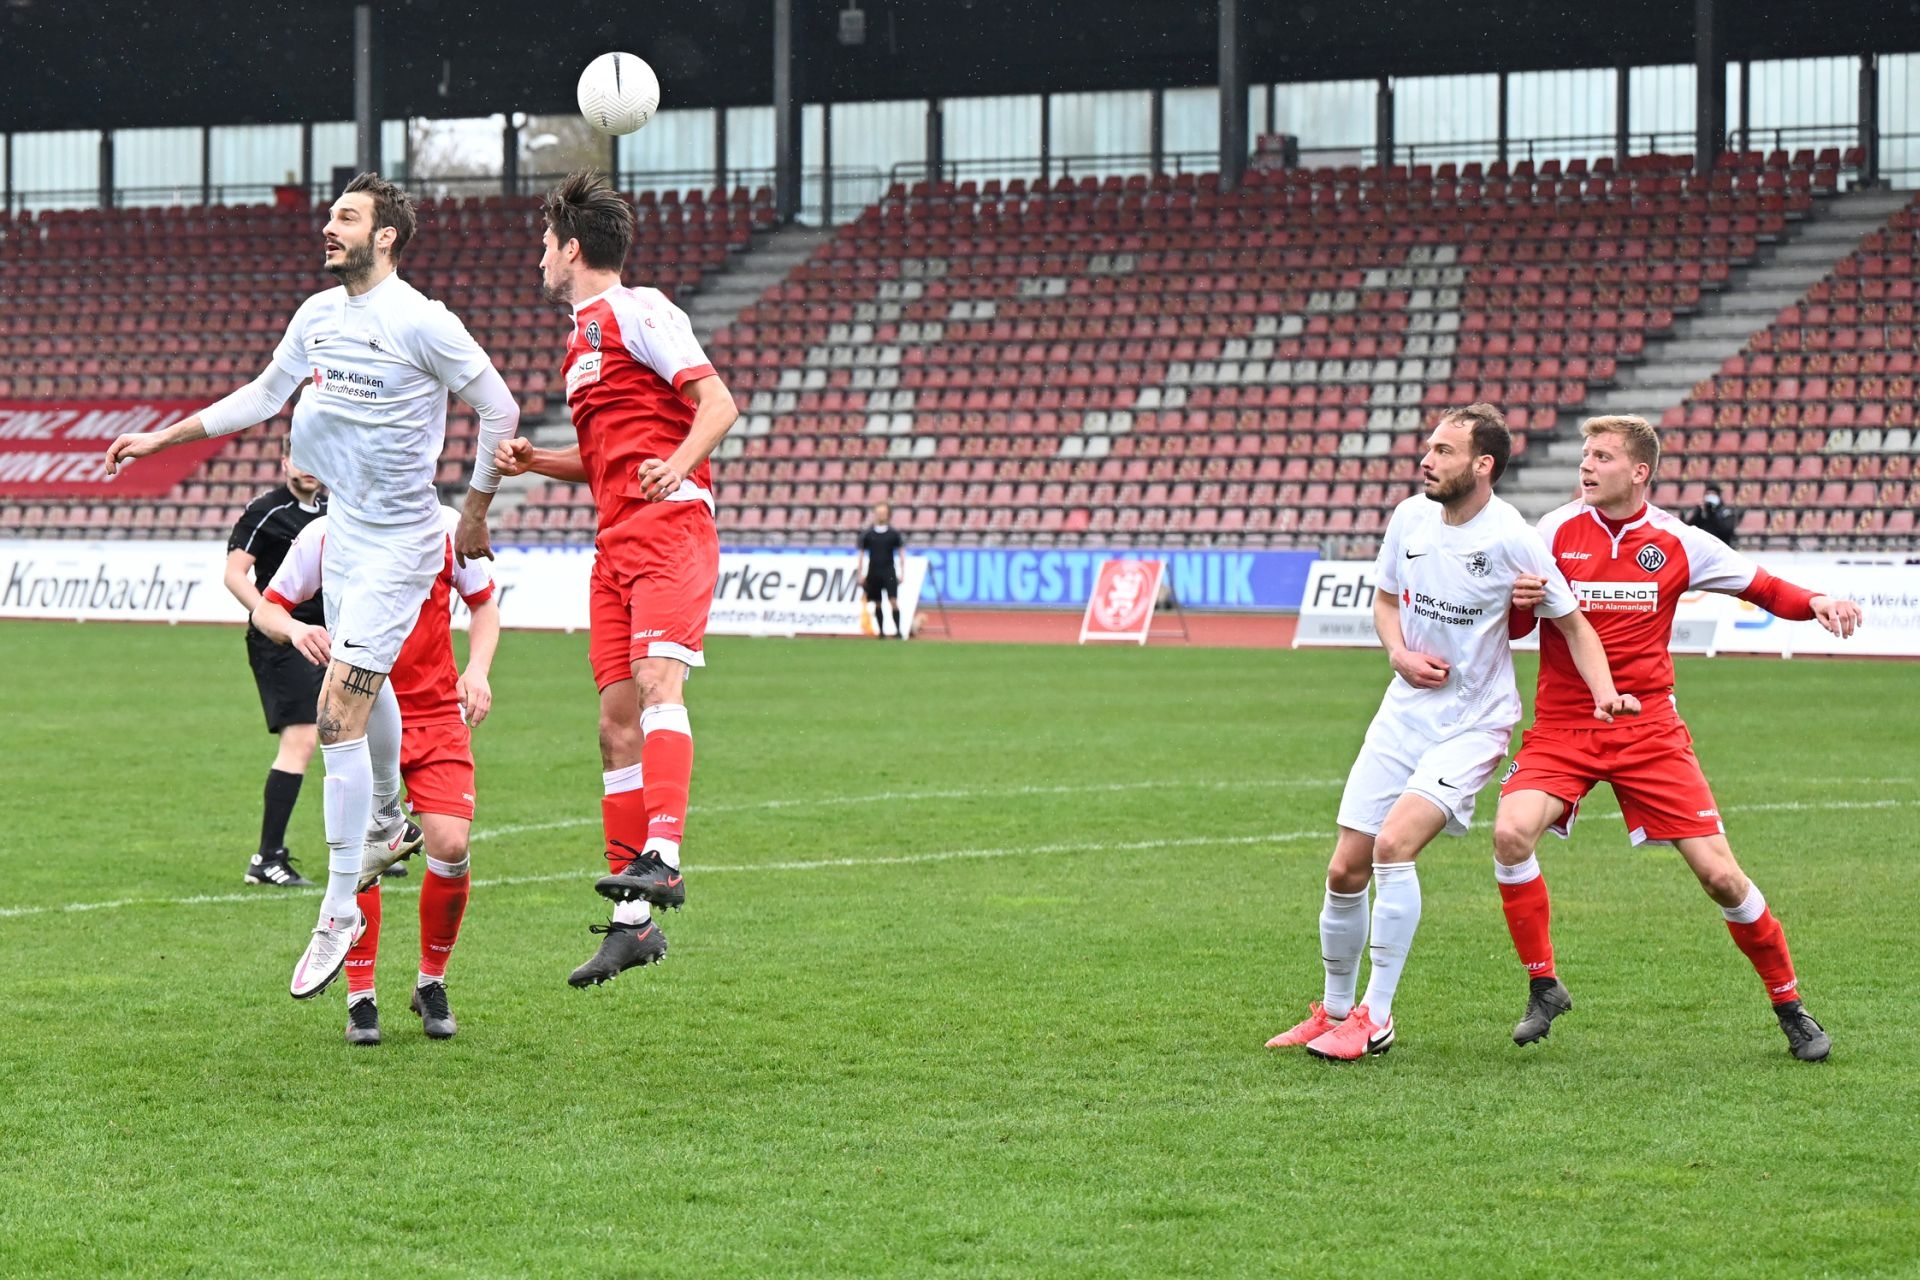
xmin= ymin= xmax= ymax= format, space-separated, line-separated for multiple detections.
xmin=540 ymin=272 xmax=574 ymax=306
xmin=1423 ymin=468 xmax=1475 ymax=504
xmin=326 ymin=239 xmax=377 ymax=286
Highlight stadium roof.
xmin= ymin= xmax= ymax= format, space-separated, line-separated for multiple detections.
xmin=3 ymin=0 xmax=1918 ymax=134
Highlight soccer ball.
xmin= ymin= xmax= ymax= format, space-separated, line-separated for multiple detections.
xmin=577 ymin=53 xmax=660 ymax=136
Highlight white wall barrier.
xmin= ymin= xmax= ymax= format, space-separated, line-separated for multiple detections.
xmin=1295 ymin=555 xmax=1920 ymax=658
xmin=0 ymin=540 xmax=927 ymax=640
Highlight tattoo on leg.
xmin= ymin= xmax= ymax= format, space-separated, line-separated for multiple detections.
xmin=316 ymin=706 xmax=344 ymax=741
xmin=342 ymin=664 xmax=382 ymax=698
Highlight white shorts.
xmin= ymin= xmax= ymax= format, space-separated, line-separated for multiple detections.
xmin=1335 ymin=713 xmax=1513 ymax=838
xmin=320 ymin=508 xmax=442 ymax=675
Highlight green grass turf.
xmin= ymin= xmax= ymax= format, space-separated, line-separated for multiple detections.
xmin=0 ymin=619 xmax=1916 ymax=1278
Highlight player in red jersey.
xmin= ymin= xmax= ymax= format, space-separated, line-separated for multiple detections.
xmin=1497 ymin=415 xmax=1861 ymax=1061
xmin=463 ymin=170 xmax=739 ymax=987
xmin=251 ymin=505 xmax=500 ymax=1044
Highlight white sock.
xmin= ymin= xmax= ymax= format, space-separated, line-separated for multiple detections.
xmin=1494 ymin=853 xmax=1541 ymax=885
xmin=320 ymin=736 xmax=372 ymax=920
xmin=612 ymin=899 xmax=651 ymax=926
xmin=348 ymin=988 xmax=375 ymax=1007
xmin=365 ymin=681 xmax=404 ymax=825
xmin=1722 ymin=881 xmax=1767 ymax=924
xmin=1319 ymin=882 xmax=1370 ymax=1019
xmin=425 ymin=855 xmax=469 ymax=879
xmin=1361 ymin=862 xmax=1422 ymax=1025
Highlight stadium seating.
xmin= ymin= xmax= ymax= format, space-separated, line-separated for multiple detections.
xmin=0 ymin=185 xmax=773 ymax=538
xmin=1655 ymin=191 xmax=1919 ymax=550
xmin=506 ymin=149 xmax=1846 ymax=548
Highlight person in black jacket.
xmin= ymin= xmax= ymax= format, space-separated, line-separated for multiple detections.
xmin=225 ymin=451 xmax=330 ymax=886
xmin=855 ymin=502 xmax=907 ymax=639
xmin=1685 ymin=484 xmax=1739 ymax=548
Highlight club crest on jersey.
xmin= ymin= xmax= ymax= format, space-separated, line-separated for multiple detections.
xmin=1636 ymin=544 xmax=1667 ymax=573
xmin=1467 ymin=551 xmax=1491 ymax=578
xmin=585 ymin=320 xmax=602 ymax=351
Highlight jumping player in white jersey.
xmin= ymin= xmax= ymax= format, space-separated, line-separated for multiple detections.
xmin=104 ymin=174 xmax=521 ymax=1002
xmin=1265 ymin=404 xmax=1638 ymax=1060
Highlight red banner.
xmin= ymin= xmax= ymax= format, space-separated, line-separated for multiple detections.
xmin=1080 ymin=559 xmax=1166 ymax=645
xmin=0 ymin=400 xmax=218 ymax=498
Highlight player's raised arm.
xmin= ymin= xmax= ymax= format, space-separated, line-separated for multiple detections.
xmin=492 ymin=437 xmax=590 ymax=483
xmin=1676 ymin=520 xmax=1863 ymax=639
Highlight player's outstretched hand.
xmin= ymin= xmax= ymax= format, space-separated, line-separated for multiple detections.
xmin=455 ymin=511 xmax=493 ymax=566
xmin=1510 ymin=573 xmax=1547 ymax=611
xmin=1811 ymin=594 xmax=1862 ymax=639
xmin=458 ymin=670 xmax=492 ymax=726
xmin=635 ymin=457 xmax=685 ymax=502
xmin=103 ymin=430 xmax=170 ymax=476
xmin=494 ymin=437 xmax=536 ymax=477
xmin=1390 ymin=648 xmax=1451 ymax=689
xmin=1592 ymin=693 xmax=1642 ymax=724
xmin=288 ymin=622 xmax=332 ymax=668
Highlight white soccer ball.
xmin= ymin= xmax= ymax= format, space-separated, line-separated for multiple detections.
xmin=577 ymin=52 xmax=660 ymax=136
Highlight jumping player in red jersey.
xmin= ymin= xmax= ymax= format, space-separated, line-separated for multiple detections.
xmin=463 ymin=170 xmax=739 ymax=987
xmin=251 ymin=505 xmax=500 ymax=1043
xmin=1497 ymin=415 xmax=1861 ymax=1061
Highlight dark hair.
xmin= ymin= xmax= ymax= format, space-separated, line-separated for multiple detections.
xmin=342 ymin=172 xmax=418 ymax=260
xmin=1439 ymin=402 xmax=1512 ymax=484
xmin=543 ymin=169 xmax=634 ymax=272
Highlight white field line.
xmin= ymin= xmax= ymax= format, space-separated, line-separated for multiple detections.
xmin=0 ymin=793 xmax=1912 ymax=924
xmin=467 ymin=776 xmax=1349 ymax=844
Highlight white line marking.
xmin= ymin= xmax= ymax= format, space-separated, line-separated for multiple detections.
xmin=469 ymin=777 xmax=1347 ymax=843
xmin=0 ymin=793 xmax=1912 ymax=923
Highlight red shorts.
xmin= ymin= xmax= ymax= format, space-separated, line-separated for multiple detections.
xmin=401 ymin=721 xmax=476 ymax=821
xmin=1501 ymin=716 xmax=1726 ymax=846
xmin=589 ymin=503 xmax=720 ymax=691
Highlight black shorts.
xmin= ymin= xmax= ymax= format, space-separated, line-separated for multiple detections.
xmin=246 ymin=627 xmax=323 ymax=733
xmin=864 ymin=575 xmax=899 ymax=603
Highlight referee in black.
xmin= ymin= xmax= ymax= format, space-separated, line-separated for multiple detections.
xmin=224 ymin=448 xmax=329 ymax=886
xmin=855 ymin=501 xmax=907 ymax=639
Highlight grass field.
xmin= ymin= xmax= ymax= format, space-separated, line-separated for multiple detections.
xmin=1 ymin=619 xmax=1916 ymax=1278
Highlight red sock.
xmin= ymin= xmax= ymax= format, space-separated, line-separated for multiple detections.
xmin=641 ymin=704 xmax=693 ymax=852
xmin=418 ymin=859 xmax=470 ymax=981
xmin=1498 ymin=873 xmax=1557 ymax=980
xmin=1727 ymin=908 xmax=1799 ymax=1004
xmin=602 ymin=788 xmax=649 ymax=872
xmin=346 ymin=881 xmax=382 ymax=996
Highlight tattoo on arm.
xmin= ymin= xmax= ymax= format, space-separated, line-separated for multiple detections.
xmin=342 ymin=664 xmax=382 ymax=698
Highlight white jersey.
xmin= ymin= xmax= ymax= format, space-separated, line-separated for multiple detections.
xmin=1372 ymin=492 xmax=1578 ymax=736
xmin=270 ymin=273 xmax=493 ymax=526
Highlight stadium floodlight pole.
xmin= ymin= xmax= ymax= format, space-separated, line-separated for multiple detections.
xmin=1496 ymin=73 xmax=1509 ymax=167
xmin=1615 ymin=66 xmax=1631 ymax=167
xmin=773 ymin=0 xmax=801 ymax=224
xmin=714 ymin=107 xmax=728 ymax=197
xmin=1217 ymin=0 xmax=1246 ymax=192
xmin=1374 ymin=77 xmax=1394 ymax=172
xmin=353 ymin=2 xmax=383 ymax=176
xmin=1858 ymin=53 xmax=1879 ymax=186
xmin=99 ymin=129 xmax=113 ymax=211
xmin=1693 ymin=0 xmax=1724 ymax=174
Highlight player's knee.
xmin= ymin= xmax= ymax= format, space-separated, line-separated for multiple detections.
xmin=1696 ymin=864 xmax=1747 ymax=902
xmin=1325 ymin=856 xmax=1370 ymax=895
xmin=1491 ymin=817 xmax=1536 ymax=865
xmin=1371 ymin=829 xmax=1423 ymax=864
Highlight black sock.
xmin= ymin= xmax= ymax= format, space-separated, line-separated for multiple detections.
xmin=891 ymin=605 xmax=902 ymax=635
xmin=260 ymin=768 xmax=305 ymax=855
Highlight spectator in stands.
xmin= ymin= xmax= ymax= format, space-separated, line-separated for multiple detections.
xmin=856 ymin=502 xmax=907 ymax=639
xmin=225 ymin=448 xmax=335 ymax=888
xmin=1685 ymin=484 xmax=1739 ymax=548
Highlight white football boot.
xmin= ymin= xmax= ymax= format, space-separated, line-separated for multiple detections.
xmin=290 ymin=910 xmax=366 ymax=999
xmin=356 ymin=810 xmax=424 ymax=892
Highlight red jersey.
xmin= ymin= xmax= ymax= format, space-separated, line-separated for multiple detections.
xmin=562 ymin=285 xmax=718 ymax=552
xmin=264 ymin=505 xmax=496 ymax=726
xmin=1532 ymin=501 xmax=1816 ymax=729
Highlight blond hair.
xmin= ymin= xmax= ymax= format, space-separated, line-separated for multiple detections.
xmin=1582 ymin=414 xmax=1661 ymax=474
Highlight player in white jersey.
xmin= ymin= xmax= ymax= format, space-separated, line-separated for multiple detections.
xmin=104 ymin=174 xmax=521 ymax=1002
xmin=1265 ymin=404 xmax=1639 ymax=1060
